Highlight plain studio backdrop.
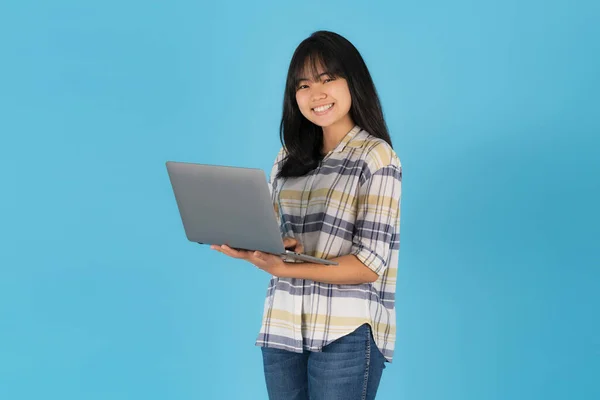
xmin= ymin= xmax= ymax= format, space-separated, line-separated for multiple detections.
xmin=0 ymin=1 xmax=598 ymax=399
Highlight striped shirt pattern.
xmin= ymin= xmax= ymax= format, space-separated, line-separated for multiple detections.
xmin=255 ymin=125 xmax=402 ymax=362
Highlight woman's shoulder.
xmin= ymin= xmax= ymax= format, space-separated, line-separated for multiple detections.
xmin=272 ymin=146 xmax=288 ymax=170
xmin=268 ymin=146 xmax=288 ymax=180
xmin=355 ymin=129 xmax=401 ymax=171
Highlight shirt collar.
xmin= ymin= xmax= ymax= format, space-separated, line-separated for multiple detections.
xmin=331 ymin=125 xmax=362 ymax=154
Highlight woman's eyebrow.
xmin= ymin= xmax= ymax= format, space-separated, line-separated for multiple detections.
xmin=297 ymin=72 xmax=331 ymax=82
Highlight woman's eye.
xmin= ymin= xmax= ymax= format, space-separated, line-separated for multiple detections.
xmin=324 ymin=77 xmax=335 ymax=83
xmin=297 ymin=84 xmax=308 ymax=90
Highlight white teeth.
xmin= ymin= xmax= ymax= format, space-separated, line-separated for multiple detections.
xmin=313 ymin=103 xmax=333 ymax=112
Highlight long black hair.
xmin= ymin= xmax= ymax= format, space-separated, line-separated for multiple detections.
xmin=277 ymin=30 xmax=392 ymax=178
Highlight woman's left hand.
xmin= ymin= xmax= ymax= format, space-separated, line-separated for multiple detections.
xmin=210 ymin=244 xmax=288 ymax=277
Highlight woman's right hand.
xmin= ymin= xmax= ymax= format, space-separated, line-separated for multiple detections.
xmin=283 ymin=237 xmax=304 ymax=253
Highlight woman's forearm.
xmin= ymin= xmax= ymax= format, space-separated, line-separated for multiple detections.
xmin=278 ymin=254 xmax=379 ymax=284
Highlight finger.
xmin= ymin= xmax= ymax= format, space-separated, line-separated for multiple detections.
xmin=284 ymin=238 xmax=303 ymax=252
xmin=253 ymin=251 xmax=282 ymax=264
xmin=211 ymin=245 xmax=246 ymax=260
xmin=221 ymin=245 xmax=250 ymax=259
xmin=288 ymin=244 xmax=303 ymax=253
xmin=211 ymin=245 xmax=225 ymax=254
xmin=250 ymin=252 xmax=276 ymax=270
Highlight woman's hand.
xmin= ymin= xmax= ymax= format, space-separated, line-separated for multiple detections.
xmin=210 ymin=244 xmax=289 ymax=277
xmin=283 ymin=237 xmax=304 ymax=253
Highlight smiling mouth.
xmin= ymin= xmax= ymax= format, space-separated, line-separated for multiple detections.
xmin=312 ymin=103 xmax=335 ymax=115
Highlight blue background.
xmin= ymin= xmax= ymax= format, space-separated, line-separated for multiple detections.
xmin=1 ymin=0 xmax=598 ymax=399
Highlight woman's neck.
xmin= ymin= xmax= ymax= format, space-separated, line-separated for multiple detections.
xmin=321 ymin=116 xmax=355 ymax=154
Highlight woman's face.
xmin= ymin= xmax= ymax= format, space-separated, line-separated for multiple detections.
xmin=295 ymin=65 xmax=352 ymax=129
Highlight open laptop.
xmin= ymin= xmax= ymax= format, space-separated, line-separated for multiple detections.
xmin=165 ymin=161 xmax=338 ymax=265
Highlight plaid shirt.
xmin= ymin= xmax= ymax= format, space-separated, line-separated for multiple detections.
xmin=255 ymin=125 xmax=402 ymax=362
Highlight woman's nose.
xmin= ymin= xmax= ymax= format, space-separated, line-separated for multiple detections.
xmin=311 ymin=90 xmax=327 ymax=101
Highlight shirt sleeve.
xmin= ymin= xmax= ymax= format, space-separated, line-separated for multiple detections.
xmin=268 ymin=147 xmax=288 ymax=234
xmin=350 ymin=160 xmax=402 ymax=276
xmin=268 ymin=146 xmax=286 ymax=198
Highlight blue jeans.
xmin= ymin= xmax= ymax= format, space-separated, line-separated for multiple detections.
xmin=261 ymin=324 xmax=386 ymax=400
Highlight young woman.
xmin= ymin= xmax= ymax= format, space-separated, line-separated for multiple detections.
xmin=211 ymin=30 xmax=402 ymax=400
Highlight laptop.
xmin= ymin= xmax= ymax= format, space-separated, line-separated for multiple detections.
xmin=165 ymin=161 xmax=338 ymax=265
